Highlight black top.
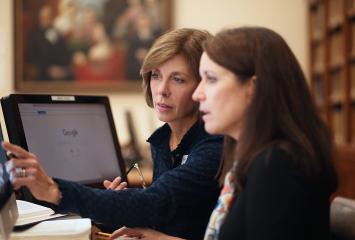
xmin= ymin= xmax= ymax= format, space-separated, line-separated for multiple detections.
xmin=219 ymin=147 xmax=331 ymax=240
xmin=53 ymin=120 xmax=223 ymax=240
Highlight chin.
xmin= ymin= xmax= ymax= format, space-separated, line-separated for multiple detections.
xmin=204 ymin=124 xmax=219 ymax=135
xmin=156 ymin=114 xmax=173 ymax=123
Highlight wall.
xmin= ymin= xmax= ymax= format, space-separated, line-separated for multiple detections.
xmin=0 ymin=0 xmax=308 ymax=144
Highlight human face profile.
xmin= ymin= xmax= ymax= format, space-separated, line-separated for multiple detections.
xmin=193 ymin=52 xmax=254 ymax=139
xmin=150 ymin=54 xmax=199 ymax=126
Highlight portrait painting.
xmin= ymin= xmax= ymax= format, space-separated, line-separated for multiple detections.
xmin=14 ymin=0 xmax=173 ymax=92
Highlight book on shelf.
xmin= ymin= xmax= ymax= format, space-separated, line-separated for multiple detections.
xmin=332 ymin=107 xmax=346 ymax=144
xmin=351 ymin=66 xmax=355 ymax=100
xmin=328 ymin=0 xmax=344 ymax=26
xmin=330 ymin=32 xmax=345 ymax=68
xmin=15 ymin=200 xmax=66 ymax=227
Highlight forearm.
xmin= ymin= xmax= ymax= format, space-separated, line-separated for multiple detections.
xmin=54 ymin=179 xmax=168 ymax=228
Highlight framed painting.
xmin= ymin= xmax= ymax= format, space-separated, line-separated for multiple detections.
xmin=14 ymin=0 xmax=173 ymax=93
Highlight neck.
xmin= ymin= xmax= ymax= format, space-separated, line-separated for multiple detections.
xmin=230 ymin=130 xmax=240 ymax=141
xmin=168 ymin=115 xmax=198 ymax=150
xmin=229 ymin=121 xmax=244 ymax=141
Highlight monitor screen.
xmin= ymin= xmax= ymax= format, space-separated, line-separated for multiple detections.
xmin=0 ymin=124 xmax=18 ymax=240
xmin=1 ymin=95 xmax=126 ymax=186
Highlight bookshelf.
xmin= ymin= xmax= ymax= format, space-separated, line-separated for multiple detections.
xmin=308 ymin=0 xmax=355 ymax=145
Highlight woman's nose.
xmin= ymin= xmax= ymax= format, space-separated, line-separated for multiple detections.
xmin=192 ymin=82 xmax=205 ymax=101
xmin=158 ymin=81 xmax=170 ymax=97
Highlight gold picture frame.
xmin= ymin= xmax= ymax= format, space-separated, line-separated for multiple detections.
xmin=14 ymin=0 xmax=173 ymax=93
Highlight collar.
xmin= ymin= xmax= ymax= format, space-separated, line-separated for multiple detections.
xmin=147 ymin=119 xmax=204 ymax=151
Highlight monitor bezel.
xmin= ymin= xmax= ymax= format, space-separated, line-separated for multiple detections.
xmin=1 ymin=94 xmax=127 ymax=185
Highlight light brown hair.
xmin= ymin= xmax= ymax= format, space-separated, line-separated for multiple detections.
xmin=141 ymin=28 xmax=212 ymax=107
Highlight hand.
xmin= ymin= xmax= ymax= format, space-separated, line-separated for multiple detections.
xmin=109 ymin=226 xmax=183 ymax=240
xmin=2 ymin=141 xmax=62 ymax=205
xmin=103 ymin=176 xmax=127 ymax=190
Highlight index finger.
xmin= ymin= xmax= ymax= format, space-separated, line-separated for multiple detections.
xmin=109 ymin=227 xmax=143 ymax=239
xmin=110 ymin=177 xmax=122 ymax=188
xmin=2 ymin=141 xmax=36 ymax=159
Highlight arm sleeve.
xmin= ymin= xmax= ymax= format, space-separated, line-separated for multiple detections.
xmin=54 ymin=137 xmax=222 ymax=229
xmin=244 ymin=149 xmax=310 ymax=240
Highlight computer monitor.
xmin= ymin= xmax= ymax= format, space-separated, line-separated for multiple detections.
xmin=0 ymin=123 xmax=18 ymax=240
xmin=1 ymin=94 xmax=127 ymax=187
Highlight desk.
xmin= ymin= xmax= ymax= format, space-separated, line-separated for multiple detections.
xmin=11 ymin=215 xmax=133 ymax=240
xmin=10 ymin=217 xmax=91 ymax=240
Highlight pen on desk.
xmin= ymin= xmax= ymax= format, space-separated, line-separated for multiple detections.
xmin=95 ymin=231 xmax=111 ymax=239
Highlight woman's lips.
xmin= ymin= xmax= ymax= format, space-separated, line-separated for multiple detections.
xmin=157 ymin=103 xmax=173 ymax=112
xmin=200 ymin=110 xmax=211 ymax=121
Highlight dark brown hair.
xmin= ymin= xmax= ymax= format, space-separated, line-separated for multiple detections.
xmin=141 ymin=28 xmax=212 ymax=107
xmin=204 ymin=27 xmax=337 ymax=193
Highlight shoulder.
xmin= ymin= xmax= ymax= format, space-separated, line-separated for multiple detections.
xmin=188 ymin=120 xmax=224 ymax=148
xmin=247 ymin=146 xmax=307 ymax=184
xmin=181 ymin=122 xmax=223 ymax=169
xmin=147 ymin=123 xmax=170 ymax=144
xmin=188 ymin=132 xmax=223 ymax=157
xmin=184 ymin=134 xmax=223 ymax=173
xmin=252 ymin=146 xmax=299 ymax=169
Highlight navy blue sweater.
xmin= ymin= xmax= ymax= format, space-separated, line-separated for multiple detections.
xmin=53 ymin=120 xmax=223 ymax=239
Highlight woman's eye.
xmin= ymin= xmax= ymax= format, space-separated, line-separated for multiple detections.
xmin=206 ymin=75 xmax=217 ymax=83
xmin=151 ymin=72 xmax=160 ymax=80
xmin=173 ymin=76 xmax=184 ymax=83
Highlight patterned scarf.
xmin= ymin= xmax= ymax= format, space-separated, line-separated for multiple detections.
xmin=203 ymin=171 xmax=237 ymax=240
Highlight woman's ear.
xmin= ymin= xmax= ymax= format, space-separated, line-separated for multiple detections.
xmin=246 ymin=75 xmax=256 ymax=103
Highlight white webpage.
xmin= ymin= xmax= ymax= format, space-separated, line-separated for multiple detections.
xmin=18 ymin=103 xmax=122 ymax=183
